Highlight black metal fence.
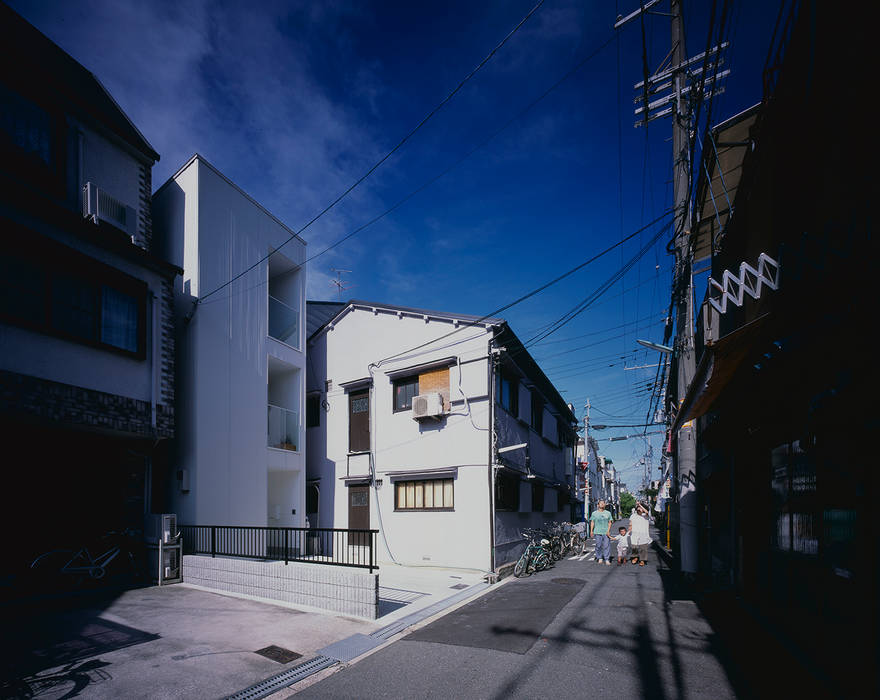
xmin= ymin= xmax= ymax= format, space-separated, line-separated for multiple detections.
xmin=180 ymin=525 xmax=379 ymax=573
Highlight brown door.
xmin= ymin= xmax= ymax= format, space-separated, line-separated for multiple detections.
xmin=349 ymin=390 xmax=370 ymax=452
xmin=348 ymin=485 xmax=370 ymax=545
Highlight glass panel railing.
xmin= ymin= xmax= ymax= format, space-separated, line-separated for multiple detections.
xmin=269 ymin=295 xmax=299 ymax=348
xmin=268 ymin=404 xmax=300 ymax=452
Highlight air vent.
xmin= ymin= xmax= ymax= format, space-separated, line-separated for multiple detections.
xmin=83 ymin=181 xmax=136 ymax=237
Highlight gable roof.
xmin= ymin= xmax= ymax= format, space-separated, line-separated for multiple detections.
xmin=0 ymin=4 xmax=159 ymax=162
xmin=306 ymin=299 xmax=503 ymax=343
xmin=306 ymin=299 xmax=576 ymax=428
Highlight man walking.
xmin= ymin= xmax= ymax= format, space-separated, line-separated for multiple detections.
xmin=589 ymin=499 xmax=613 ymax=565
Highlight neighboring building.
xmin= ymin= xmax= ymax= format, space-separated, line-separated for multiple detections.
xmin=153 ymin=155 xmax=306 ymax=528
xmin=667 ymin=3 xmax=872 ymax=694
xmin=0 ymin=4 xmax=179 ymax=566
xmin=305 ymin=300 xmax=577 ymax=573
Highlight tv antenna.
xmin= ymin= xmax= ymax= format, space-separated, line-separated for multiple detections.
xmin=330 ymin=269 xmax=354 ymax=299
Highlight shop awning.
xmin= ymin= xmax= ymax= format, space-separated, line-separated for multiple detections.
xmin=673 ymin=314 xmax=769 ymax=433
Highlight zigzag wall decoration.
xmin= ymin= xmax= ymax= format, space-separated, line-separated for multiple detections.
xmin=708 ymin=253 xmax=780 ymax=314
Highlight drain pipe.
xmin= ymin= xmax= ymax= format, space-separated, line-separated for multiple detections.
xmin=487 ymin=338 xmax=497 ymax=578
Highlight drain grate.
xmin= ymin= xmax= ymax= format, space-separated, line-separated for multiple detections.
xmin=551 ymin=578 xmax=586 ymax=585
xmin=254 ymin=645 xmax=302 ymax=664
xmin=226 ymin=655 xmax=337 ymax=700
xmin=449 ymin=583 xmax=469 ymax=590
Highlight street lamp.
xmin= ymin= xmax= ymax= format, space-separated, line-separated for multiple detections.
xmin=637 ymin=339 xmax=673 ymax=354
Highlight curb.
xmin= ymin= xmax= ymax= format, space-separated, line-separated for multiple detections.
xmin=229 ymin=579 xmax=493 ymax=699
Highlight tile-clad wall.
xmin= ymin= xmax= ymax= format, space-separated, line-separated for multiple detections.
xmin=0 ymin=369 xmax=174 ymax=438
xmin=183 ymin=555 xmax=379 ymax=619
xmin=136 ymin=162 xmax=152 ymax=251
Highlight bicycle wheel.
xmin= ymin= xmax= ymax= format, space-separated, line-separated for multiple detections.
xmin=534 ymin=552 xmax=550 ymax=571
xmin=29 ymin=550 xmax=76 ymax=592
xmin=514 ymin=552 xmax=529 ymax=578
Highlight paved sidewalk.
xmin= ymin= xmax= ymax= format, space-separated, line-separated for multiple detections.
xmin=0 ymin=563 xmax=488 ymax=699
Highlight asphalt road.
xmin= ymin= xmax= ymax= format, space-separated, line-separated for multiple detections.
xmin=293 ymin=547 xmax=741 ymax=700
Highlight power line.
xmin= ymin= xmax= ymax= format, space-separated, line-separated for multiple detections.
xmin=373 ymin=209 xmax=673 ymax=369
xmin=198 ymin=0 xmax=548 ymax=304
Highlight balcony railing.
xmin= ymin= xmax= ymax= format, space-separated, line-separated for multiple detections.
xmin=269 ymin=295 xmax=300 ymax=348
xmin=180 ymin=525 xmax=378 ymax=572
xmin=268 ymin=404 xmax=299 ymax=452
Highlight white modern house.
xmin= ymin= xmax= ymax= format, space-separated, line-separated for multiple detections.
xmin=305 ymin=300 xmax=577 ymax=574
xmin=153 ymin=155 xmax=306 ymax=529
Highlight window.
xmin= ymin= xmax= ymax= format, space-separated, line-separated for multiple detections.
xmin=530 ymin=392 xmax=543 ymax=433
xmin=0 ymin=83 xmax=54 ymax=167
xmin=306 ymin=394 xmax=321 ymax=428
xmin=531 ymin=482 xmax=544 ymax=512
xmin=395 ymin=478 xmax=454 ymax=510
xmin=393 ymin=376 xmax=419 ymax=412
xmin=0 ymin=243 xmax=145 ymax=357
xmin=496 ymin=368 xmax=518 ymax=414
xmin=495 ymin=472 xmax=520 ymax=512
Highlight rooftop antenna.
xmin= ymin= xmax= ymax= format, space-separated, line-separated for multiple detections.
xmin=330 ymin=268 xmax=354 ymax=299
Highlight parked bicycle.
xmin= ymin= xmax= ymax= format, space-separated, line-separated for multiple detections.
xmin=30 ymin=530 xmax=143 ymax=589
xmin=514 ymin=528 xmax=554 ymax=577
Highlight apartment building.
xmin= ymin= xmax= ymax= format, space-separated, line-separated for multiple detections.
xmin=305 ymin=300 xmax=577 ymax=573
xmin=153 ymin=155 xmax=306 ymax=529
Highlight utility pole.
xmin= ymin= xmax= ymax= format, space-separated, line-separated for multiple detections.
xmin=583 ymin=398 xmax=591 ymax=524
xmin=615 ymin=0 xmax=726 ymax=574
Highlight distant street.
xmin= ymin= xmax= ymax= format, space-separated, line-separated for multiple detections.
xmin=291 ymin=540 xmax=741 ymax=700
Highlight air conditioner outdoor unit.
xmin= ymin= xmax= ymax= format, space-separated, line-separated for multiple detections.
xmin=412 ymin=393 xmax=443 ymax=420
xmin=83 ymin=181 xmax=136 ymax=237
xmin=144 ymin=513 xmax=178 ymax=544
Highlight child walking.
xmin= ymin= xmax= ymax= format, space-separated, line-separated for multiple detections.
xmin=609 ymin=526 xmax=630 ymax=565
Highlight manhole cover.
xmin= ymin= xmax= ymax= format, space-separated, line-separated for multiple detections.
xmin=254 ymin=645 xmax=303 ymax=664
xmin=551 ymin=578 xmax=585 ymax=585
xmin=449 ymin=583 xmax=469 ymax=590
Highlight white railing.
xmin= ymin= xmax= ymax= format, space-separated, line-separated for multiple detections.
xmin=268 ymin=404 xmax=299 ymax=452
xmin=269 ymin=295 xmax=300 ymax=348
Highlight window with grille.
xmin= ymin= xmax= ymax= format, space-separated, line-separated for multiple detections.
xmin=495 ymin=472 xmax=520 ymax=512
xmin=394 ymin=478 xmax=454 ymax=511
xmin=0 ymin=245 xmax=144 ymax=356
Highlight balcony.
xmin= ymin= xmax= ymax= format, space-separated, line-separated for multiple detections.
xmin=268 ymin=404 xmax=299 ymax=452
xmin=269 ymin=295 xmax=299 ymax=349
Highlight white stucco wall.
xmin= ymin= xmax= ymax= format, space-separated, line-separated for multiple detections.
xmin=154 ymin=156 xmax=306 ymax=529
xmin=307 ymin=305 xmax=495 ymax=572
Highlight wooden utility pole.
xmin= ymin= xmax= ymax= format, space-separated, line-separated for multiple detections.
xmin=615 ymin=0 xmax=727 ymax=573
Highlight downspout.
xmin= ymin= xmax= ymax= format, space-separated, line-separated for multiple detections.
xmin=149 ymin=290 xmax=159 ymax=431
xmin=487 ymin=336 xmax=496 ymax=578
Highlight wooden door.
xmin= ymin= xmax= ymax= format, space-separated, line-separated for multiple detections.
xmin=349 ymin=390 xmax=370 ymax=452
xmin=348 ymin=485 xmax=370 ymax=545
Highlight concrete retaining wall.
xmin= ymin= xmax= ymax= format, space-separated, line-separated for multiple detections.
xmin=182 ymin=555 xmax=379 ymax=619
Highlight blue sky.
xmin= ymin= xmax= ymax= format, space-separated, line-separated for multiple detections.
xmin=11 ymin=0 xmax=779 ymax=487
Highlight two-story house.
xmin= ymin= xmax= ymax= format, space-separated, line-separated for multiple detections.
xmin=153 ymin=155 xmax=306 ymax=530
xmin=305 ymin=300 xmax=577 ymax=574
xmin=0 ymin=4 xmax=180 ymax=567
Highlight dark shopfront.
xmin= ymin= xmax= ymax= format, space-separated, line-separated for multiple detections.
xmin=2 ymin=419 xmax=170 ymax=578
xmin=694 ymin=322 xmax=875 ymax=695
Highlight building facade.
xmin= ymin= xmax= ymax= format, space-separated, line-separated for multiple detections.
xmin=305 ymin=301 xmax=577 ymax=574
xmin=0 ymin=4 xmax=179 ymax=567
xmin=666 ymin=3 xmax=874 ymax=694
xmin=153 ymin=155 xmax=306 ymax=529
